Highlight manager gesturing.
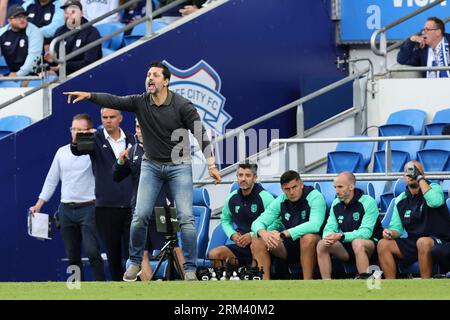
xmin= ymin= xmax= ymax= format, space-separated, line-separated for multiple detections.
xmin=64 ymin=61 xmax=221 ymax=281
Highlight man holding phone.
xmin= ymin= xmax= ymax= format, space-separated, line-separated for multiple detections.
xmin=377 ymin=161 xmax=450 ymax=279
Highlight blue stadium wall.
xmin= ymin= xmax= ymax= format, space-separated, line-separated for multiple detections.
xmin=0 ymin=0 xmax=349 ymax=281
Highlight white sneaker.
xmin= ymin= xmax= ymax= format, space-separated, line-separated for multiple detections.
xmin=123 ymin=263 xmax=142 ymax=282
xmin=184 ymin=271 xmax=198 ymax=281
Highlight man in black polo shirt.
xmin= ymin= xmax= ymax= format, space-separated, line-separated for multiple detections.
xmin=23 ymin=0 xmax=65 ymax=43
xmin=64 ymin=61 xmax=221 ymax=282
xmin=44 ymin=0 xmax=101 ymax=74
xmin=251 ymin=170 xmax=327 ymax=280
xmin=0 ymin=4 xmax=43 ymax=77
xmin=378 ymin=161 xmax=450 ymax=278
xmin=317 ymin=172 xmax=382 ymax=279
xmin=208 ymin=162 xmax=274 ymax=268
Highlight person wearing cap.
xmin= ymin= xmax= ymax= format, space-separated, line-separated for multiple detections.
xmin=377 ymin=161 xmax=450 ymax=278
xmin=45 ymin=0 xmax=101 ymax=75
xmin=22 ymin=0 xmax=65 ymax=43
xmin=0 ymin=4 xmax=44 ymax=77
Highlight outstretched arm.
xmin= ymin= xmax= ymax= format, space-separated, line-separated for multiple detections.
xmin=64 ymin=91 xmax=92 ymax=104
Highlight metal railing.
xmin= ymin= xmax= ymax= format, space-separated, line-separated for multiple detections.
xmin=193 ymin=67 xmax=370 ymax=185
xmin=0 ymin=0 xmax=188 ymax=111
xmin=369 ymin=0 xmax=448 ymax=74
xmin=49 ymin=0 xmax=188 ymax=79
xmin=195 ymin=135 xmax=450 ymax=185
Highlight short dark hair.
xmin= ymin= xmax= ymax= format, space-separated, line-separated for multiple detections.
xmin=280 ymin=170 xmax=301 ymax=185
xmin=427 ymin=16 xmax=445 ymax=34
xmin=238 ymin=162 xmax=258 ymax=175
xmin=148 ymin=61 xmax=171 ymax=81
xmin=73 ymin=113 xmax=93 ymax=128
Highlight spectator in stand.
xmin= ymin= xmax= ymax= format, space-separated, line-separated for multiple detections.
xmin=120 ymin=0 xmax=145 ymax=26
xmin=22 ymin=0 xmax=65 ymax=44
xmin=45 ymin=0 xmax=101 ymax=75
xmin=29 ymin=113 xmax=105 ymax=281
xmin=71 ymin=107 xmax=135 ymax=281
xmin=0 ymin=5 xmax=43 ymax=77
xmin=156 ymin=0 xmax=209 ymax=22
xmin=80 ymin=0 xmax=119 ymax=25
xmin=397 ymin=17 xmax=450 ymax=78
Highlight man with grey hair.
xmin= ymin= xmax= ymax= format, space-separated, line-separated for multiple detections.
xmin=71 ymin=107 xmax=135 ymax=281
xmin=378 ymin=161 xmax=450 ymax=278
xmin=317 ymin=172 xmax=382 ymax=279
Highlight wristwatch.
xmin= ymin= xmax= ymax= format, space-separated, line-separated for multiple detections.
xmin=339 ymin=233 xmax=345 ymax=243
xmin=280 ymin=233 xmax=287 ymax=240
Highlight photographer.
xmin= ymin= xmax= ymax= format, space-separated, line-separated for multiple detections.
xmin=30 ymin=113 xmax=105 ymax=281
xmin=378 ymin=161 xmax=450 ymax=278
xmin=71 ymin=108 xmax=135 ymax=281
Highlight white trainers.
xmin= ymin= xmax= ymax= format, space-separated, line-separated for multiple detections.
xmin=123 ymin=263 xmax=142 ymax=282
xmin=184 ymin=271 xmax=198 ymax=281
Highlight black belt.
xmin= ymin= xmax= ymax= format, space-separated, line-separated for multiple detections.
xmin=62 ymin=201 xmax=95 ymax=208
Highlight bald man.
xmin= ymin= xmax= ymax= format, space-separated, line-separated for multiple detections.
xmin=377 ymin=161 xmax=450 ymax=279
xmin=317 ymin=172 xmax=382 ymax=279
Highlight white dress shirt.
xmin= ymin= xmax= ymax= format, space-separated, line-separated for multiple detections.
xmin=38 ymin=144 xmax=95 ymax=203
xmin=103 ymin=128 xmax=127 ymax=159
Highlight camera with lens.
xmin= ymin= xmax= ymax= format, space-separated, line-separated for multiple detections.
xmin=76 ymin=132 xmax=95 ymax=152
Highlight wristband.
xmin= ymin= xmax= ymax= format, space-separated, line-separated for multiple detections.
xmin=417 ymin=175 xmax=424 ymax=183
xmin=339 ymin=233 xmax=345 ymax=243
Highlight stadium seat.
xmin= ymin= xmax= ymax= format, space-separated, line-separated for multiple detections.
xmin=123 ymin=19 xmax=169 ymax=46
xmin=326 ymin=136 xmax=374 ymax=173
xmin=373 ymin=139 xmax=422 ymax=172
xmin=377 ymin=109 xmax=427 ymax=150
xmin=260 ymin=182 xmax=282 ymax=198
xmin=102 ymin=48 xmax=115 ymax=57
xmin=379 ymin=178 xmax=406 ymax=212
xmin=0 ymin=115 xmax=32 ymax=138
xmin=150 ymin=187 xmax=211 ymax=279
xmin=96 ymin=22 xmax=126 ymax=50
xmin=424 ymin=108 xmax=450 ymax=136
xmin=0 ymin=56 xmax=9 ymax=75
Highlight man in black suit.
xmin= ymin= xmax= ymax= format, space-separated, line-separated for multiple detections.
xmin=397 ymin=16 xmax=450 ymax=78
xmin=71 ymin=107 xmax=135 ymax=281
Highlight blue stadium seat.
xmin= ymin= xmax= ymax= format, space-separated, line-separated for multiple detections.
xmin=424 ymin=108 xmax=450 ymax=136
xmin=96 ymin=22 xmax=126 ymax=50
xmin=123 ymin=19 xmax=169 ymax=46
xmin=416 ymin=149 xmax=450 ymax=172
xmin=327 ymin=136 xmax=374 ymax=173
xmin=260 ymin=182 xmax=282 ymax=198
xmin=377 ymin=109 xmax=427 ymax=150
xmin=150 ymin=187 xmax=211 ymax=279
xmin=373 ymin=150 xmax=410 ymax=173
xmin=379 ymin=178 xmax=406 ymax=212
xmin=102 ymin=47 xmax=115 ymax=57
xmin=0 ymin=115 xmax=32 ymax=138
xmin=0 ymin=56 xmax=9 ymax=75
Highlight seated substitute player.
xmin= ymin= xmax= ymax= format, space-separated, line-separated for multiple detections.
xmin=377 ymin=161 xmax=450 ymax=279
xmin=316 ymin=172 xmax=382 ymax=279
xmin=250 ymin=170 xmax=327 ymax=280
xmin=208 ymin=162 xmax=274 ymax=268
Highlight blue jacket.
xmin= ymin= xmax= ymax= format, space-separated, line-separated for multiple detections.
xmin=71 ymin=129 xmax=135 ymax=208
xmin=397 ymin=33 xmax=450 ymax=71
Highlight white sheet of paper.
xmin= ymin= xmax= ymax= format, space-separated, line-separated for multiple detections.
xmin=28 ymin=213 xmax=52 ymax=240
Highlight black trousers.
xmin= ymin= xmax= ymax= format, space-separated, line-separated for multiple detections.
xmin=95 ymin=207 xmax=132 ymax=281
